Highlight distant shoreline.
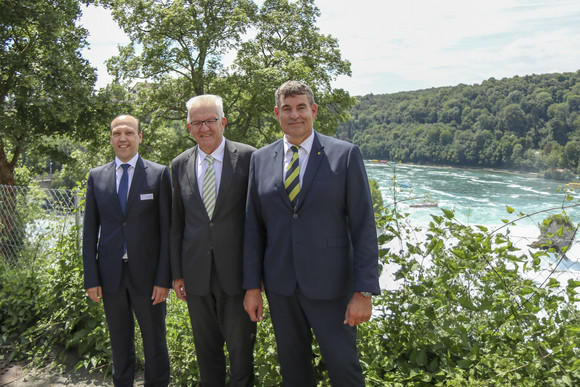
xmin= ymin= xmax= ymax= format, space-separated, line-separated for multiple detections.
xmin=364 ymin=160 xmax=577 ymax=182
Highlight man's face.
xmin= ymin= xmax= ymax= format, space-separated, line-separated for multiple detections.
xmin=275 ymin=93 xmax=317 ymax=146
xmin=110 ymin=115 xmax=142 ymax=162
xmin=187 ymin=104 xmax=226 ymax=154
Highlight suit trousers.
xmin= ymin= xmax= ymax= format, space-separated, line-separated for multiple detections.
xmin=102 ymin=262 xmax=170 ymax=387
xmin=186 ymin=262 xmax=256 ymax=387
xmin=266 ymin=289 xmax=364 ymax=387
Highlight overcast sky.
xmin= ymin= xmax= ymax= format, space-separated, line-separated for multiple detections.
xmin=80 ymin=0 xmax=580 ymax=96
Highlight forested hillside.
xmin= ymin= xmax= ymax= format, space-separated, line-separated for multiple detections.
xmin=339 ymin=70 xmax=580 ymax=177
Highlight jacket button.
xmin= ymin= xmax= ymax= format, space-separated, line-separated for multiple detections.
xmin=293 ymin=214 xmax=298 ymax=219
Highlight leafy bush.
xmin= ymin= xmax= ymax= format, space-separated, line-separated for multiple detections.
xmin=358 ymin=202 xmax=580 ymax=386
xmin=1 ymin=189 xmax=579 ymax=386
xmin=0 ymin=222 xmax=111 ymax=370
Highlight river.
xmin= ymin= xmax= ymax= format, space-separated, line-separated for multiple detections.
xmin=364 ymin=161 xmax=580 ymax=288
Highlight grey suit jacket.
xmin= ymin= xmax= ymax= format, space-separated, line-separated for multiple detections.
xmin=82 ymin=156 xmax=172 ymax=294
xmin=170 ymin=140 xmax=256 ymax=296
xmin=243 ymin=132 xmax=380 ymax=300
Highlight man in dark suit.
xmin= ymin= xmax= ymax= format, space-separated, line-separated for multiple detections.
xmin=83 ymin=114 xmax=172 ymax=387
xmin=170 ymin=95 xmax=257 ymax=386
xmin=243 ymin=81 xmax=380 ymax=386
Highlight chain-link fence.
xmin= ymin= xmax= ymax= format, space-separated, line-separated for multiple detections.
xmin=0 ymin=184 xmax=82 ymax=264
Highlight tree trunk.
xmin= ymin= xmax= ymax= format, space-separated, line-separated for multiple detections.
xmin=0 ymin=142 xmax=16 ymax=186
xmin=0 ymin=143 xmax=19 ymax=261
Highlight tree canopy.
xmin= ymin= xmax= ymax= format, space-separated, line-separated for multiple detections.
xmin=103 ymin=0 xmax=355 ymax=150
xmin=0 ymin=0 xmax=104 ymax=185
xmin=343 ymin=71 xmax=580 ymax=177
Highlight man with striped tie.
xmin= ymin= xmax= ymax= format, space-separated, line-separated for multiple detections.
xmin=243 ymin=81 xmax=380 ymax=386
xmin=170 ymin=95 xmax=257 ymax=386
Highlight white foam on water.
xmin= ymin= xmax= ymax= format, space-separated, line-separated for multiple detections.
xmin=368 ymin=162 xmax=580 ymax=294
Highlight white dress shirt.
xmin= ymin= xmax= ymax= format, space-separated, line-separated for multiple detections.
xmin=115 ymin=153 xmax=139 ymax=197
xmin=196 ymin=137 xmax=226 ymax=196
xmin=283 ymin=131 xmax=314 ymax=185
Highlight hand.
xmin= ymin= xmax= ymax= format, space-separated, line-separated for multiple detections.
xmin=344 ymin=292 xmax=372 ymax=327
xmin=152 ymin=286 xmax=170 ymax=305
xmin=173 ymin=279 xmax=187 ymax=301
xmin=244 ymin=289 xmax=264 ymax=322
xmin=86 ymin=286 xmax=102 ymax=303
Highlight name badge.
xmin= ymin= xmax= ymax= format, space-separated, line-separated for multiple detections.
xmin=140 ymin=193 xmax=154 ymax=200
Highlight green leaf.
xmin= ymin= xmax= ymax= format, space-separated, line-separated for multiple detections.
xmin=442 ymin=208 xmax=454 ymax=219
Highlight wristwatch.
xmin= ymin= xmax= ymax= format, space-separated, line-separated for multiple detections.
xmin=359 ymin=291 xmax=372 ymax=298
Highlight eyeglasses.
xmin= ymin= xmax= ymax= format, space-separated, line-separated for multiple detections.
xmin=188 ymin=118 xmax=219 ymax=129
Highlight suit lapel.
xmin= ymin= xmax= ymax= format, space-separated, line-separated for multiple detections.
xmin=215 ymin=140 xmax=237 ymax=214
xmin=125 ymin=157 xmax=146 ymax=215
xmin=294 ymin=132 xmax=324 ymax=211
xmin=106 ymin=161 xmax=122 ymax=214
xmin=185 ymin=147 xmax=201 ymax=201
xmin=273 ymin=140 xmax=294 ymax=210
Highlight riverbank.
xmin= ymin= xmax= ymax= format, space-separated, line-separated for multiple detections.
xmin=366 ymin=160 xmax=580 ymax=183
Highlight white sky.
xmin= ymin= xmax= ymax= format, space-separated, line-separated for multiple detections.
xmin=80 ymin=0 xmax=580 ymax=96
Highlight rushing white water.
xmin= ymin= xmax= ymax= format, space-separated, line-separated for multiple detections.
xmin=365 ymin=161 xmax=580 ymax=289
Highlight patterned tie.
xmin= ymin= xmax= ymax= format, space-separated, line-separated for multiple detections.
xmin=285 ymin=146 xmax=300 ymax=209
xmin=118 ymin=164 xmax=130 ymax=214
xmin=202 ymin=155 xmax=217 ymax=218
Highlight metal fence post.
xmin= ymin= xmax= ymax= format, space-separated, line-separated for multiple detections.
xmin=74 ymin=188 xmax=82 ymax=251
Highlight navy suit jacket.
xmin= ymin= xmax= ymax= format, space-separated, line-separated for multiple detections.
xmin=82 ymin=156 xmax=172 ymax=295
xmin=243 ymin=132 xmax=380 ymax=300
xmin=170 ymin=140 xmax=256 ymax=296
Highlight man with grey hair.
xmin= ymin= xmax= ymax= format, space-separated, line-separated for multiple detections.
xmin=170 ymin=95 xmax=257 ymax=386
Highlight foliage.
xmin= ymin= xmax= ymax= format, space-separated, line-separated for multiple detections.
xmin=0 ymin=219 xmax=111 ymax=371
xmin=369 ymin=179 xmax=384 ymax=215
xmin=102 ymin=0 xmax=356 ymax=156
xmin=32 ymin=85 xmax=145 ymax=189
xmin=0 ymin=0 xmax=117 ymax=186
xmin=1 ymin=183 xmax=579 ymax=385
xmin=165 ymin=295 xmax=199 ymax=386
xmin=539 ymin=213 xmax=574 ymax=235
xmin=356 ymin=194 xmax=580 ymax=385
xmin=345 ymin=70 xmax=580 ymax=177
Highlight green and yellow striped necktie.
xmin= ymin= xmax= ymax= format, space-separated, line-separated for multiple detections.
xmin=285 ymin=146 xmax=300 ymax=208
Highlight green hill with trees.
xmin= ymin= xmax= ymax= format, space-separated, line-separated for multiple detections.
xmin=339 ymin=70 xmax=580 ymax=179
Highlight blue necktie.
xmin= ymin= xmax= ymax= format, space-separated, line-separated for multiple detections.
xmin=118 ymin=164 xmax=130 ymax=214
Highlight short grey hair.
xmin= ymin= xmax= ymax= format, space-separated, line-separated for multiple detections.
xmin=186 ymin=94 xmax=225 ymax=123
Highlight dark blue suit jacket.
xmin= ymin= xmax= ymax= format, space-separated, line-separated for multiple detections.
xmin=82 ymin=156 xmax=172 ymax=295
xmin=243 ymin=132 xmax=380 ymax=300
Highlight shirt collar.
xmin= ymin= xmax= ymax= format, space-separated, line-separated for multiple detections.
xmin=115 ymin=153 xmax=139 ymax=169
xmin=198 ymin=137 xmax=226 ymax=164
xmin=284 ymin=131 xmax=314 ymax=155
